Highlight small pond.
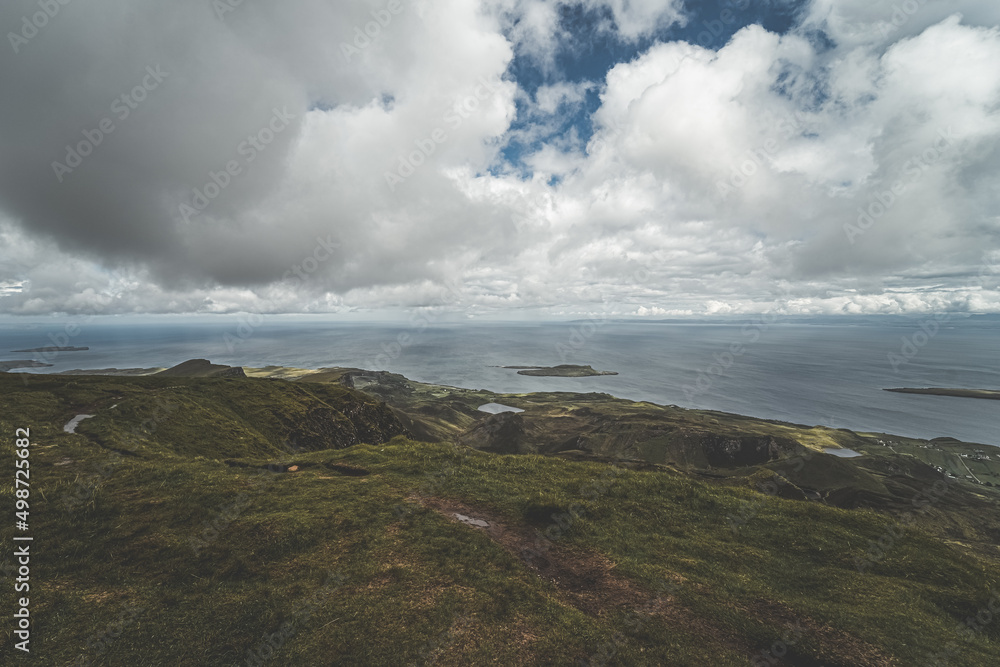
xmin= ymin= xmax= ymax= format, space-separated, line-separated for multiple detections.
xmin=823 ymin=447 xmax=863 ymax=458
xmin=477 ymin=403 xmax=525 ymax=414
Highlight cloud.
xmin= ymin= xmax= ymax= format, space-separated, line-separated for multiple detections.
xmin=0 ymin=0 xmax=516 ymax=293
xmin=1 ymin=1 xmax=999 ymax=318
xmin=535 ymin=80 xmax=593 ymax=113
xmin=584 ymin=0 xmax=686 ymax=40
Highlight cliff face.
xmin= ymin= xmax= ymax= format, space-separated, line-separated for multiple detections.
xmin=322 ymin=394 xmax=410 ymax=450
xmin=460 ymin=412 xmax=529 ymax=454
xmin=281 ymin=400 xmax=407 ymax=452
xmin=458 ymin=415 xmax=803 ymax=467
xmin=698 ymin=434 xmax=801 ymax=467
xmin=219 ymin=381 xmax=409 ymax=454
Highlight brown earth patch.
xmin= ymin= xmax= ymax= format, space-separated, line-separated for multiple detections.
xmin=81 ymin=591 xmax=116 ymax=604
xmin=409 ymin=495 xmax=903 ymax=667
xmin=410 ymin=495 xmax=649 ymax=616
xmin=746 ymin=598 xmax=900 ymax=667
xmin=408 ymin=494 xmax=756 ymax=663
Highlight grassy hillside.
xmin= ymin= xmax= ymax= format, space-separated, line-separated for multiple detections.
xmin=1 ymin=371 xmax=999 ymax=665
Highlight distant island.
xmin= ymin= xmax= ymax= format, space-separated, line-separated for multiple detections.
xmin=12 ymin=346 xmax=89 ymax=353
xmin=502 ymin=364 xmax=618 ymax=377
xmin=885 ymin=388 xmax=1000 ymax=401
xmin=0 ymin=360 xmax=54 ymax=372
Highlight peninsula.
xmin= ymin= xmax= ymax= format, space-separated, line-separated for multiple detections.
xmin=885 ymin=387 xmax=1000 ymax=401
xmin=502 ymin=364 xmax=618 ymax=377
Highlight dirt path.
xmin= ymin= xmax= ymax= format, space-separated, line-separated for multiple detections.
xmin=409 ymin=495 xmax=900 ymax=667
xmin=409 ymin=495 xmax=752 ymax=654
xmin=958 ymin=456 xmax=983 ymax=484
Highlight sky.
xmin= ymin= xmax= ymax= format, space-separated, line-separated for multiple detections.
xmin=1 ymin=0 xmax=999 ymax=320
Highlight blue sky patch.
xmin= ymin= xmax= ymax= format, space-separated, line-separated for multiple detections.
xmin=498 ymin=0 xmax=807 ymax=176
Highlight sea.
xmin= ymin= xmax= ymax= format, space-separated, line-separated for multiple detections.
xmin=1 ymin=316 xmax=997 ymax=447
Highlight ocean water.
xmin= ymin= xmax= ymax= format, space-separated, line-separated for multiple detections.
xmin=1 ymin=318 xmax=998 ymax=446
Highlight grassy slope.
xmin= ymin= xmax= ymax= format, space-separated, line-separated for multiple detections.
xmin=1 ymin=373 xmax=998 ymax=665
xmin=289 ymin=367 xmax=1000 ymax=491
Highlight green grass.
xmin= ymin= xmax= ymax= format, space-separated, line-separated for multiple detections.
xmin=1 ymin=373 xmax=999 ymax=665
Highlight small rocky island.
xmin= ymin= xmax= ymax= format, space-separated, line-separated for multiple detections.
xmin=884 ymin=388 xmax=1000 ymax=401
xmin=503 ymin=364 xmax=618 ymax=377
